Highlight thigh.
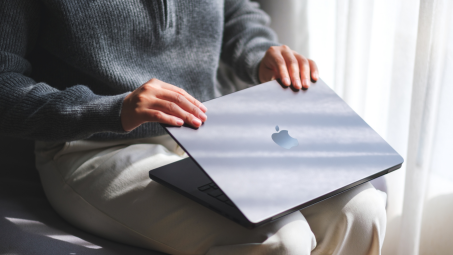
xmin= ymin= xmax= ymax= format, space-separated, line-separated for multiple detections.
xmin=36 ymin=137 xmax=316 ymax=255
xmin=301 ymin=182 xmax=387 ymax=255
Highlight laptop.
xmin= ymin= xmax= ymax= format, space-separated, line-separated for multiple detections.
xmin=149 ymin=79 xmax=403 ymax=229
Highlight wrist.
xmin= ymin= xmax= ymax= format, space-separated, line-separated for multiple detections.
xmin=120 ymin=92 xmax=134 ymax=132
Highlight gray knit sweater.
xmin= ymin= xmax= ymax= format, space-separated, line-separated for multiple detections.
xmin=0 ymin=0 xmax=278 ymax=141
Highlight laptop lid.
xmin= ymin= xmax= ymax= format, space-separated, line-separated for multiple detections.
xmin=163 ymin=79 xmax=403 ymax=224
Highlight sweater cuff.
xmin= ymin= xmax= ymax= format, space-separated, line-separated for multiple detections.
xmin=250 ymin=53 xmax=264 ymax=85
xmin=247 ymin=43 xmax=282 ymax=85
xmin=90 ymin=92 xmax=131 ymax=135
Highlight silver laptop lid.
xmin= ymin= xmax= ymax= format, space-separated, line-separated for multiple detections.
xmin=164 ymin=79 xmax=403 ymax=224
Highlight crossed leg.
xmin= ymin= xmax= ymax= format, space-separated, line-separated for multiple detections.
xmin=35 ymin=135 xmax=386 ymax=255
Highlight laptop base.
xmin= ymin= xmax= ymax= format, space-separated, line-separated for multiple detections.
xmin=149 ymin=158 xmax=261 ymax=228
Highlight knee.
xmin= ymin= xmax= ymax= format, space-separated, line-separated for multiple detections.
xmin=206 ymin=212 xmax=316 ymax=255
xmin=265 ymin=235 xmax=315 ymax=255
xmin=264 ymin=212 xmax=316 ymax=255
xmin=302 ymin=183 xmax=387 ymax=254
xmin=344 ymin=183 xmax=387 ymax=231
xmin=340 ymin=183 xmax=387 ymax=248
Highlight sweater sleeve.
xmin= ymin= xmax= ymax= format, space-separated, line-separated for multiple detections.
xmin=221 ymin=0 xmax=280 ymax=85
xmin=0 ymin=0 xmax=129 ymax=142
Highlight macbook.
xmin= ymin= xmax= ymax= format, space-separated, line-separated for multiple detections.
xmin=149 ymin=79 xmax=403 ymax=228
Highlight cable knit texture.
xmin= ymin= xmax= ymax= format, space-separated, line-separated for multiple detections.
xmin=0 ymin=0 xmax=278 ymax=142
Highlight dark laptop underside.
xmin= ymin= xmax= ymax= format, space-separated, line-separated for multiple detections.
xmin=149 ymin=157 xmax=401 ymax=229
xmin=149 ymin=158 xmax=253 ymax=227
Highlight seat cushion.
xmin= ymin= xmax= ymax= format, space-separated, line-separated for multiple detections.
xmin=0 ymin=136 xmax=166 ymax=254
xmin=0 ymin=178 xmax=165 ymax=255
xmin=0 ymin=136 xmax=39 ymax=181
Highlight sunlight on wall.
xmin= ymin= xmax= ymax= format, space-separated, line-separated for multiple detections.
xmin=257 ymin=0 xmax=453 ymax=254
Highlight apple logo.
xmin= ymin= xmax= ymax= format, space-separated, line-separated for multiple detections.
xmin=272 ymin=125 xmax=299 ymax=149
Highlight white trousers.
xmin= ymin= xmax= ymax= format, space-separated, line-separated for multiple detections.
xmin=35 ymin=135 xmax=386 ymax=255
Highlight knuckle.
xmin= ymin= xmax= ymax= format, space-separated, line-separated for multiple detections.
xmin=174 ymin=87 xmax=184 ymax=94
xmin=277 ymin=62 xmax=287 ymax=71
xmin=192 ymin=106 xmax=199 ymax=115
xmin=269 ymin=46 xmax=279 ymax=53
xmin=288 ymin=58 xmax=298 ymax=66
xmin=184 ymin=113 xmax=193 ymax=122
xmin=152 ymin=111 xmax=163 ymax=120
xmin=141 ymin=83 xmax=155 ymax=92
xmin=168 ymin=102 xmax=177 ymax=112
xmin=281 ymin=45 xmax=290 ymax=50
xmin=175 ymin=93 xmax=184 ymax=104
xmin=300 ymin=56 xmax=309 ymax=64
xmin=141 ymin=83 xmax=151 ymax=90
xmin=275 ymin=56 xmax=286 ymax=66
xmin=136 ymin=94 xmax=148 ymax=103
xmin=147 ymin=111 xmax=159 ymax=120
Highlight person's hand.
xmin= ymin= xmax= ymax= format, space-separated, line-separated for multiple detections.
xmin=121 ymin=78 xmax=207 ymax=132
xmin=258 ymin=45 xmax=319 ymax=89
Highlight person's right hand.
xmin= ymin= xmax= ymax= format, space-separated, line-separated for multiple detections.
xmin=121 ymin=78 xmax=207 ymax=132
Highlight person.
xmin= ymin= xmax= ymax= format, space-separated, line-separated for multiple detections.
xmin=0 ymin=0 xmax=386 ymax=254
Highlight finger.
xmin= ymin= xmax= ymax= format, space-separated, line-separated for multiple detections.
xmin=268 ymin=47 xmax=291 ymax=87
xmin=157 ymin=89 xmax=207 ymax=122
xmin=153 ymin=99 xmax=202 ymax=128
xmin=282 ymin=49 xmax=302 ymax=89
xmin=158 ymin=82 xmax=207 ymax=113
xmin=308 ymin=59 xmax=319 ymax=82
xmin=144 ymin=110 xmax=184 ymax=126
xmin=294 ymin=53 xmax=311 ymax=88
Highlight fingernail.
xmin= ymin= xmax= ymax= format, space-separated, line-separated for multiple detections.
xmin=200 ymin=104 xmax=207 ymax=112
xmin=193 ymin=118 xmax=201 ymax=126
xmin=176 ymin=119 xmax=183 ymax=126
xmin=303 ymin=79 xmax=310 ymax=88
xmin=282 ymin=77 xmax=291 ymax=85
xmin=295 ymin=79 xmax=302 ymax=89
xmin=199 ymin=112 xmax=207 ymax=121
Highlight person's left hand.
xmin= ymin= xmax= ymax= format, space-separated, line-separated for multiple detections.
xmin=258 ymin=45 xmax=319 ymax=89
